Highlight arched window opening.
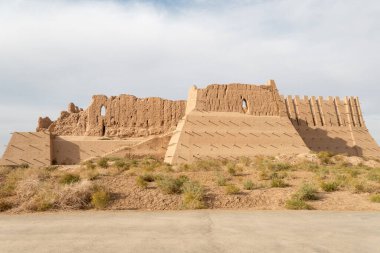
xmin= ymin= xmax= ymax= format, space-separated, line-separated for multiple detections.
xmin=242 ymin=99 xmax=248 ymax=113
xmin=100 ymin=106 xmax=106 ymax=117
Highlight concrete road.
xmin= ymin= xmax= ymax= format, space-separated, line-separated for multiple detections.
xmin=0 ymin=210 xmax=379 ymax=253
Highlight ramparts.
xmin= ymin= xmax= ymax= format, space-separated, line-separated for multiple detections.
xmin=1 ymin=80 xmax=379 ymax=166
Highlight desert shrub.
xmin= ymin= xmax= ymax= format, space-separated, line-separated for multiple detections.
xmin=269 ymin=162 xmax=292 ymax=171
xmin=156 ymin=176 xmax=189 ymax=194
xmin=238 ymin=156 xmax=251 ymax=167
xmin=45 ymin=165 xmax=59 ymax=172
xmin=136 ymin=176 xmax=148 ymax=189
xmin=295 ymin=161 xmax=319 ymax=172
xmin=191 ymin=159 xmax=222 ymax=171
xmin=84 ymin=169 xmax=99 ymax=181
xmin=15 ymin=178 xmax=41 ymax=201
xmin=271 ymin=178 xmax=289 ymax=188
xmin=113 ymin=160 xmax=129 ymax=170
xmin=269 ymin=171 xmax=288 ymax=180
xmin=59 ymin=173 xmax=80 ymax=185
xmin=243 ymin=180 xmax=255 ymax=190
xmin=225 ymin=184 xmax=240 ymax=195
xmin=285 ymin=199 xmax=313 ymax=210
xmin=370 ymin=194 xmax=380 ymax=203
xmin=293 ymin=184 xmax=318 ymax=201
xmin=259 ymin=170 xmax=270 ymax=180
xmin=28 ymin=191 xmax=56 ymax=211
xmin=320 ymin=181 xmax=339 ymax=192
xmin=19 ymin=163 xmax=29 ymax=169
xmin=352 ymin=181 xmax=373 ymax=193
xmin=317 ymin=151 xmax=334 ymax=164
xmin=0 ymin=169 xmax=25 ymax=197
xmin=83 ymin=160 xmax=96 ymax=170
xmin=139 ymin=157 xmax=161 ymax=171
xmin=182 ymin=181 xmax=206 ymax=209
xmin=216 ymin=175 xmax=228 ymax=186
xmin=141 ymin=173 xmax=155 ymax=182
xmin=367 ymin=168 xmax=380 ymax=183
xmin=0 ymin=201 xmax=13 ymax=212
xmin=55 ymin=182 xmax=94 ymax=210
xmin=91 ymin=190 xmax=110 ymax=209
xmin=97 ymin=158 xmax=109 ymax=168
xmin=227 ymin=163 xmax=237 ymax=176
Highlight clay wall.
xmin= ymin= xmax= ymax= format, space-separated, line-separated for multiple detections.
xmin=42 ymin=95 xmax=186 ymax=138
xmin=164 ymin=111 xmax=309 ymax=164
xmin=284 ymin=96 xmax=380 ymax=159
xmin=52 ymin=136 xmax=146 ymax=165
xmin=193 ymin=80 xmax=287 ymax=116
xmin=0 ymin=132 xmax=52 ymax=167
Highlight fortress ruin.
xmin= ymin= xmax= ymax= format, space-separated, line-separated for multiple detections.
xmin=1 ymin=80 xmax=379 ymax=166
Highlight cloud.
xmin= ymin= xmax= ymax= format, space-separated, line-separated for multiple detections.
xmin=1 ymin=0 xmax=380 ymax=155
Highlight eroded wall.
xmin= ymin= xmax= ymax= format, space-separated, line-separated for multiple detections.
xmin=192 ymin=80 xmax=287 ymax=116
xmin=41 ymin=95 xmax=186 ymax=138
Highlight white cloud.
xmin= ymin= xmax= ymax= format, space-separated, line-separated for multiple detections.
xmin=1 ymin=0 xmax=380 ymax=155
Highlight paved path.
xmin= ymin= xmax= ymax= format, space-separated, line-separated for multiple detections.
xmin=0 ymin=210 xmax=379 ymax=253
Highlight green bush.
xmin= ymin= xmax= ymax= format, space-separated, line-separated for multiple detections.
xmin=156 ymin=176 xmax=189 ymax=194
xmin=243 ymin=180 xmax=255 ymax=190
xmin=320 ymin=181 xmax=339 ymax=192
xmin=270 ymin=162 xmax=292 ymax=171
xmin=285 ymin=199 xmax=313 ymax=210
xmin=271 ymin=178 xmax=289 ymax=188
xmin=370 ymin=194 xmax=380 ymax=203
xmin=136 ymin=176 xmax=148 ymax=189
xmin=114 ymin=160 xmax=130 ymax=171
xmin=59 ymin=173 xmax=80 ymax=185
xmin=225 ymin=184 xmax=240 ymax=195
xmin=97 ymin=158 xmax=109 ymax=168
xmin=91 ymin=190 xmax=110 ymax=209
xmin=227 ymin=163 xmax=237 ymax=176
xmin=216 ymin=176 xmax=228 ymax=186
xmin=367 ymin=169 xmax=380 ymax=183
xmin=317 ymin=151 xmax=334 ymax=164
xmin=294 ymin=184 xmax=319 ymax=201
xmin=182 ymin=181 xmax=206 ymax=209
xmin=83 ymin=160 xmax=96 ymax=170
xmin=0 ymin=201 xmax=13 ymax=212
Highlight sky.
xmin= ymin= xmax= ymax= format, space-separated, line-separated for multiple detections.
xmin=0 ymin=0 xmax=380 ymax=155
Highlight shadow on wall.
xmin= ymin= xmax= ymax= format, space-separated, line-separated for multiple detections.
xmin=294 ymin=119 xmax=363 ymax=157
xmin=53 ymin=137 xmax=81 ymax=165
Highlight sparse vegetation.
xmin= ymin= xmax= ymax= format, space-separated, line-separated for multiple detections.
xmin=227 ymin=163 xmax=237 ymax=176
xmin=225 ymin=184 xmax=240 ymax=195
xmin=320 ymin=181 xmax=339 ymax=192
xmin=156 ymin=175 xmax=189 ymax=194
xmin=1 ymin=154 xmax=380 ymax=213
xmin=0 ymin=201 xmax=13 ymax=212
xmin=97 ymin=158 xmax=109 ymax=168
xmin=91 ymin=189 xmax=110 ymax=209
xmin=136 ymin=176 xmax=148 ymax=189
xmin=59 ymin=173 xmax=80 ymax=185
xmin=216 ymin=175 xmax=228 ymax=186
xmin=370 ymin=194 xmax=380 ymax=203
xmin=243 ymin=180 xmax=255 ymax=190
xmin=285 ymin=199 xmax=313 ymax=210
xmin=271 ymin=178 xmax=289 ymax=188
xmin=182 ymin=181 xmax=206 ymax=209
xmin=293 ymin=184 xmax=319 ymax=201
xmin=317 ymin=151 xmax=334 ymax=164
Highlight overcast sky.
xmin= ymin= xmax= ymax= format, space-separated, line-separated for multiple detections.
xmin=1 ymin=0 xmax=380 ymax=155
